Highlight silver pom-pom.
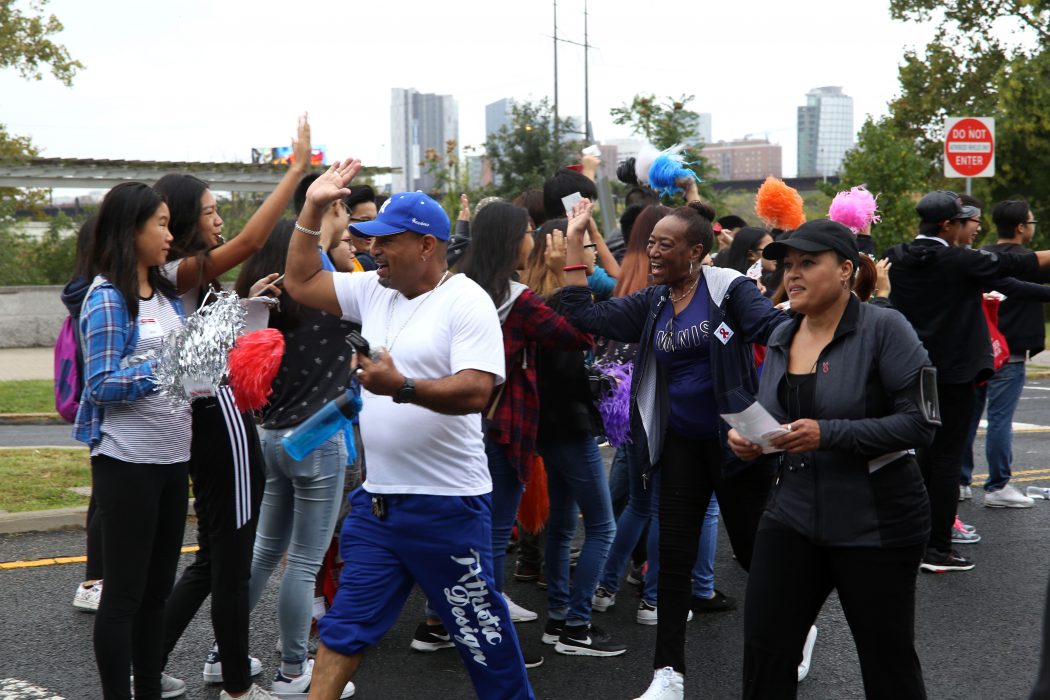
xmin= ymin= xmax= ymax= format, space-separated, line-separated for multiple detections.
xmin=154 ymin=290 xmax=247 ymax=407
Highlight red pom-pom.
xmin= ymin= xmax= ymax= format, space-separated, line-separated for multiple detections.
xmin=228 ymin=329 xmax=285 ymax=411
xmin=517 ymin=455 xmax=549 ymax=535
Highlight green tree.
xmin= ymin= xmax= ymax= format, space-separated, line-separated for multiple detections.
xmin=609 ymin=93 xmax=719 ymax=204
xmin=836 ymin=117 xmax=937 ymax=252
xmin=0 ymin=0 xmax=83 ymax=85
xmin=483 ymin=99 xmax=582 ymax=199
xmin=839 ymin=1 xmax=1050 ymax=251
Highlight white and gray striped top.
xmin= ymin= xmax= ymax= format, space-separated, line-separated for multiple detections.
xmin=93 ymin=293 xmax=192 ymax=464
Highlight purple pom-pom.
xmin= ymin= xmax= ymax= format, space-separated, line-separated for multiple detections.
xmin=595 ymin=361 xmax=633 ymax=448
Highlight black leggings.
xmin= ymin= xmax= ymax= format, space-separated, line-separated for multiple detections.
xmin=653 ymin=432 xmax=773 ymax=673
xmin=162 ymin=398 xmax=263 ymax=693
xmin=91 ymin=455 xmax=188 ymax=700
xmin=917 ymin=381 xmax=975 ymax=555
xmin=743 ymin=517 xmax=926 ymax=699
xmin=85 ymin=492 xmax=104 ymax=581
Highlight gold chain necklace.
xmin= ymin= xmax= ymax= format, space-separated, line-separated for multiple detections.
xmin=669 ymin=274 xmax=700 ymax=304
xmin=384 ymin=270 xmax=451 ymax=351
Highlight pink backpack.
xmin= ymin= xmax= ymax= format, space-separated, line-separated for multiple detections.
xmin=54 ymin=315 xmax=82 ymax=422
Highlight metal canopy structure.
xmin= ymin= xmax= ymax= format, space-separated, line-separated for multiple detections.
xmin=0 ymin=158 xmax=399 ymax=192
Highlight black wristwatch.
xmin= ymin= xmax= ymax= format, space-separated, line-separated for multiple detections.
xmin=393 ymin=377 xmax=417 ymax=404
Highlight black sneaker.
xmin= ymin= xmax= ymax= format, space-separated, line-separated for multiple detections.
xmin=541 ymin=618 xmax=565 ymax=645
xmin=691 ymin=589 xmax=738 ymax=614
xmin=410 ymin=621 xmax=455 ymax=652
xmin=920 ymin=549 xmax=975 ymax=573
xmin=554 ymin=623 xmax=627 ymax=657
xmin=514 ymin=560 xmax=540 ymax=582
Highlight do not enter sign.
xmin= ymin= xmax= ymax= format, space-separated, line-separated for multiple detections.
xmin=944 ymin=117 xmax=995 ymax=178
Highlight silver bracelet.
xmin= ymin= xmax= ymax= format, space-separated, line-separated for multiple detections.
xmin=294 ymin=221 xmax=321 ymax=237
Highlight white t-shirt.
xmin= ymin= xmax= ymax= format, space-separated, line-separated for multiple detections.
xmin=332 ymin=271 xmax=504 ymax=496
xmin=161 ymin=259 xmax=202 ymax=313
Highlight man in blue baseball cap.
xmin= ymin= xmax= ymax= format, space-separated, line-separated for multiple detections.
xmin=283 ymin=161 xmax=534 ymax=699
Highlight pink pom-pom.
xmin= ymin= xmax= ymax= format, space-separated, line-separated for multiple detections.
xmin=828 ymin=186 xmax=881 ymax=233
xmin=228 ymin=328 xmax=285 ymax=411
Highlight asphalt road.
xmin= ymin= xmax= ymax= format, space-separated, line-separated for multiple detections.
xmin=5 ymin=381 xmax=1050 ymax=698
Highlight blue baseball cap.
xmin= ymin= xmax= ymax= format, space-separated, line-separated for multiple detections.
xmin=348 ymin=191 xmax=451 ymax=241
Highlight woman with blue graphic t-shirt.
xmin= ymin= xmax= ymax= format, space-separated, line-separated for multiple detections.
xmin=559 ymin=198 xmax=788 ymax=700
xmin=73 ymin=182 xmax=192 ymax=699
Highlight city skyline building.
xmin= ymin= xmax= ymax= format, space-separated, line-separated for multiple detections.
xmin=702 ymin=138 xmax=782 ymax=180
xmin=390 ymin=87 xmax=459 ymax=193
xmin=796 ymin=86 xmax=854 ymax=177
xmin=683 ymin=112 xmax=713 ymax=147
xmin=485 ymin=98 xmax=514 ymax=139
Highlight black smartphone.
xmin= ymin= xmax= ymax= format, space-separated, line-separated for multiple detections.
xmin=258 ymin=274 xmax=285 ymax=297
xmin=346 ymin=330 xmax=371 ymax=357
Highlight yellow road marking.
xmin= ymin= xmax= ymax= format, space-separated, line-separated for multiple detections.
xmin=0 ymin=545 xmax=199 ymax=570
xmin=971 ymin=468 xmax=1050 ymax=479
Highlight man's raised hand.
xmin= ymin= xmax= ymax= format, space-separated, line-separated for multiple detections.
xmin=305 ymin=159 xmax=363 ymax=209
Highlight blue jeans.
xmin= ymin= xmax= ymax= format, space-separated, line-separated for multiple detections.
xmin=486 ymin=437 xmax=525 ymax=592
xmin=960 ymin=361 xmax=1026 ymax=491
xmin=249 ymin=428 xmax=347 ymax=676
xmin=539 ymin=433 xmax=616 ymax=626
xmin=608 ymin=446 xmax=630 ymax=518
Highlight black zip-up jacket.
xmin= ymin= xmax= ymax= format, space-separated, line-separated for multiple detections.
xmin=983 ymin=242 xmax=1050 ymax=357
xmin=560 ymin=266 xmax=788 ymax=478
xmin=885 ymin=238 xmax=1039 ymax=384
xmin=759 ymin=296 xmax=935 ymax=548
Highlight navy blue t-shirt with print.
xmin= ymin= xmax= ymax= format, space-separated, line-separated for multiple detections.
xmin=653 ymin=277 xmax=719 ymax=439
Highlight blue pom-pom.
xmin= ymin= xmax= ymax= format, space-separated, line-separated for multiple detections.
xmin=647 ymin=145 xmax=701 ymax=198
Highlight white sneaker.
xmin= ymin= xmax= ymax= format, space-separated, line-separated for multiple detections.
xmin=272 ymin=658 xmax=355 ymax=698
xmin=636 ymin=601 xmax=693 ymax=625
xmin=203 ymin=643 xmax=263 ymax=683
xmin=73 ymin=580 xmax=103 ymax=611
xmin=959 ymin=485 xmax=972 ymax=501
xmin=591 ymin=585 xmax=616 ymax=612
xmin=797 ymin=625 xmax=818 ymax=682
xmin=633 ymin=666 xmax=684 ymax=700
xmin=130 ymin=672 xmax=186 ymax=698
xmin=220 ymin=684 xmax=280 ymax=699
xmin=984 ymin=484 xmax=1035 ymax=508
xmin=503 ymin=592 xmax=537 ymax=622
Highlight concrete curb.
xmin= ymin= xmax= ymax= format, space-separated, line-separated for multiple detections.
xmin=0 ymin=505 xmax=88 ymax=534
xmin=0 ymin=412 xmax=65 ymax=425
xmin=0 ymin=500 xmax=197 ymax=536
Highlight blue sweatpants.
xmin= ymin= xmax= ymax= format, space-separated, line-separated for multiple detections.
xmin=319 ymin=487 xmax=535 ymax=700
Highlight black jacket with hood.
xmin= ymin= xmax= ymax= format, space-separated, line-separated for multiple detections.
xmin=885 ymin=238 xmax=1039 ymax=384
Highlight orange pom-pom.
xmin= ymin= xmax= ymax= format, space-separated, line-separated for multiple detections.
xmin=227 ymin=328 xmax=285 ymax=411
xmin=517 ymin=455 xmax=549 ymax=535
xmin=755 ymin=176 xmax=806 ymax=231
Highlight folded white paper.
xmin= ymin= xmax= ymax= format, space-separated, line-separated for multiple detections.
xmin=720 ymin=402 xmax=789 ymax=453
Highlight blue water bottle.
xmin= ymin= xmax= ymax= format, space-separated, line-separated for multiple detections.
xmin=282 ymin=391 xmax=362 ymax=461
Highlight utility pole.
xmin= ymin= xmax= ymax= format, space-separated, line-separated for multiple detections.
xmin=584 ymin=0 xmax=591 ymax=141
xmin=553 ymin=0 xmax=559 ymax=145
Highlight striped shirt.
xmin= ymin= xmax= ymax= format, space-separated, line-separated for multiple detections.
xmin=93 ymin=292 xmax=192 ymax=464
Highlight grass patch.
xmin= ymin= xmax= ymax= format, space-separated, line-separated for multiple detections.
xmin=0 ymin=448 xmax=91 ymax=512
xmin=0 ymin=379 xmax=56 ymax=414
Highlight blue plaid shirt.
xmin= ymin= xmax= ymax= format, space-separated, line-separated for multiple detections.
xmin=72 ymin=277 xmax=185 ymax=447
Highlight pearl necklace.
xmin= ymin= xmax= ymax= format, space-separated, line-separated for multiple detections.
xmin=384 ymin=270 xmax=451 ymax=351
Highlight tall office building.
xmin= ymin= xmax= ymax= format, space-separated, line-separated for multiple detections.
xmin=796 ymin=86 xmax=854 ymax=177
xmin=485 ymin=98 xmax=514 ymax=138
xmin=390 ymin=88 xmax=459 ymax=193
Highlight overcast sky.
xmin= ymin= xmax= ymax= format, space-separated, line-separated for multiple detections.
xmin=1 ymin=0 xmax=940 ymax=186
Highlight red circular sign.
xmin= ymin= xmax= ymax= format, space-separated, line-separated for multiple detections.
xmin=945 ymin=118 xmax=994 ymax=177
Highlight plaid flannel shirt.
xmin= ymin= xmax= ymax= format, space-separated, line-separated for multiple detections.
xmin=487 ymin=289 xmax=592 ymax=482
xmin=73 ymin=277 xmax=184 ymax=447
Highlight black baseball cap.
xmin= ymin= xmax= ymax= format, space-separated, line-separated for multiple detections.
xmin=763 ymin=219 xmax=860 ymax=268
xmin=916 ymin=191 xmax=965 ymax=223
